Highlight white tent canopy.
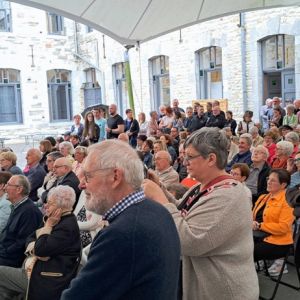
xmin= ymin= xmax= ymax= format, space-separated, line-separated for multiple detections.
xmin=9 ymin=0 xmax=300 ymax=45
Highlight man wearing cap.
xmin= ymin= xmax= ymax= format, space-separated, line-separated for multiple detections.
xmin=260 ymin=98 xmax=273 ymax=133
xmin=281 ymin=125 xmax=293 ymax=141
xmin=63 ymin=132 xmax=71 ymax=142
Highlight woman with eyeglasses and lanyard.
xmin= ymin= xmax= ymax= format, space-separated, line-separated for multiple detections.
xmin=252 ymin=169 xmax=295 ymax=276
xmin=143 ymin=128 xmax=259 ymax=300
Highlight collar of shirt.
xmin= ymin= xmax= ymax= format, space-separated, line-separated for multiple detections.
xmin=156 ymin=166 xmax=173 ymax=176
xmin=56 ymin=174 xmax=68 ymax=185
xmin=250 ymin=163 xmax=264 ymax=172
xmin=10 ymin=196 xmax=28 ymax=213
xmin=103 ymin=189 xmax=145 ymax=222
xmin=27 ymin=164 xmax=39 ymax=174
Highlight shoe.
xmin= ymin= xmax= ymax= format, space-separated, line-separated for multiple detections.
xmin=268 ymin=260 xmax=288 ymax=276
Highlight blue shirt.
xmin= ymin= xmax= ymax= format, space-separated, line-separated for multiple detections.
xmin=226 ymin=150 xmax=253 ymax=173
xmin=95 ymin=118 xmax=107 ymax=141
xmin=288 ymin=172 xmax=300 ymax=190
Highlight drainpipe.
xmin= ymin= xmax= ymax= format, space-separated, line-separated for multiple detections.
xmin=124 ymin=45 xmax=135 ymax=118
xmin=73 ymin=21 xmax=106 ymax=103
xmin=239 ymin=13 xmax=247 ymax=112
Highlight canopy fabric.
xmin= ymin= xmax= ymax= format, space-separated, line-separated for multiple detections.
xmin=9 ymin=0 xmax=300 ymax=45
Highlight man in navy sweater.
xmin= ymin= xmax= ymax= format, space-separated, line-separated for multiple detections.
xmin=62 ymin=140 xmax=181 ymax=300
xmin=226 ymin=135 xmax=253 ymax=173
xmin=0 ymin=175 xmax=42 ymax=267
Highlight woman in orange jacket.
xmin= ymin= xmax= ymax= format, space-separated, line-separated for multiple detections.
xmin=252 ymin=168 xmax=295 ymax=276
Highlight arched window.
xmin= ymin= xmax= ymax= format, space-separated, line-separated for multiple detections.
xmin=197 ymin=46 xmax=222 ymax=99
xmin=0 ymin=68 xmax=22 ymax=124
xmin=261 ymin=35 xmax=295 ymax=103
xmin=149 ymin=55 xmax=170 ymax=110
xmin=47 ymin=69 xmax=72 ymax=122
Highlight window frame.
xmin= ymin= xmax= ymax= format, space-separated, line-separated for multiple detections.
xmin=0 ymin=68 xmax=23 ymax=125
xmin=0 ymin=5 xmax=11 ymax=32
xmin=196 ymin=46 xmax=223 ymax=99
xmin=47 ymin=12 xmax=64 ymax=36
xmin=47 ymin=69 xmax=72 ymax=122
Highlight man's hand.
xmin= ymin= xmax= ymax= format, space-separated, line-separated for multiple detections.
xmin=46 ymin=208 xmax=62 ymax=227
xmin=142 ymin=179 xmax=168 ymax=205
xmin=253 ymin=221 xmax=260 ymax=230
xmin=105 ymin=127 xmax=111 ymax=132
xmin=147 ymin=169 xmax=160 ymax=185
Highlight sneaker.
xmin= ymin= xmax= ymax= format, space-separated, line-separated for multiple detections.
xmin=268 ymin=260 xmax=288 ymax=276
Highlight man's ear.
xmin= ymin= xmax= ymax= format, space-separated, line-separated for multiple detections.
xmin=111 ymin=168 xmax=123 ymax=189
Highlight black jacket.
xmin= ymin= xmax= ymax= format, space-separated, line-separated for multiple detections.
xmin=41 ymin=171 xmax=81 ymax=209
xmin=124 ymin=119 xmax=140 ymax=138
xmin=0 ymin=199 xmax=42 ymax=267
xmin=251 ymin=162 xmax=271 ymax=206
xmin=206 ymin=114 xmax=226 ymax=129
xmin=26 ymin=214 xmax=81 ymax=300
xmin=193 ymin=115 xmax=207 ymax=131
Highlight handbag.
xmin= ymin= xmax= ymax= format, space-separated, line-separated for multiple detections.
xmin=253 ymin=230 xmax=269 ymax=242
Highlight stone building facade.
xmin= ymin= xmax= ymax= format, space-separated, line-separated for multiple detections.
xmin=1 ymin=1 xmax=300 ymax=136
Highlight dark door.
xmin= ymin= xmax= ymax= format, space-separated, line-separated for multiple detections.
xmin=266 ymin=73 xmax=281 ymax=99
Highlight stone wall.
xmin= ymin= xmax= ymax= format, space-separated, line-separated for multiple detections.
xmin=1 ymin=3 xmax=300 ymax=138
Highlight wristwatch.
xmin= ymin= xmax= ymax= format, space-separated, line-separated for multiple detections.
xmin=110 ymin=129 xmax=112 ymax=133
xmin=258 ymin=223 xmax=261 ymax=230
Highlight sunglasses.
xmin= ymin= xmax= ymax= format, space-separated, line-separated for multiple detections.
xmin=293 ymin=158 xmax=300 ymax=163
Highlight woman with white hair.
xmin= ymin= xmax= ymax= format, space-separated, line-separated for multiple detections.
xmin=59 ymin=141 xmax=75 ymax=164
xmin=12 ymin=185 xmax=82 ymax=300
xmin=271 ymin=141 xmax=294 ymax=169
xmin=283 ymin=104 xmax=297 ymax=126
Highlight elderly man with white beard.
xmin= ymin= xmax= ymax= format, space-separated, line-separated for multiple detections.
xmin=62 ymin=140 xmax=180 ymax=300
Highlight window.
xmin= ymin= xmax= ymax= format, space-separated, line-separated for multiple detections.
xmin=262 ymin=35 xmax=295 ymax=70
xmin=87 ymin=26 xmax=93 ymax=33
xmin=47 ymin=12 xmax=64 ymax=35
xmin=47 ymin=70 xmax=72 ymax=122
xmin=83 ymin=68 xmax=101 ymax=107
xmin=149 ymin=55 xmax=170 ymax=111
xmin=197 ymin=46 xmax=223 ymax=99
xmin=112 ymin=63 xmax=129 ymax=117
xmin=0 ymin=69 xmax=22 ymax=124
xmin=0 ymin=0 xmax=11 ymax=32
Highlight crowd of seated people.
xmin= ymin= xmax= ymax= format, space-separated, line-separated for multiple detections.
xmin=0 ymin=97 xmax=299 ymax=298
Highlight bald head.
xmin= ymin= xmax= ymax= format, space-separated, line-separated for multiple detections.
xmin=155 ymin=150 xmax=171 ymax=172
xmin=26 ymin=148 xmax=42 ymax=168
xmin=118 ymin=133 xmax=129 ymax=143
xmin=109 ymin=104 xmax=117 ymax=116
xmin=53 ymin=157 xmax=73 ymax=178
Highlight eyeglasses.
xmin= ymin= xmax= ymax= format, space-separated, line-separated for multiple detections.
xmin=275 ymin=147 xmax=283 ymax=151
xmin=46 ymin=159 xmax=53 ymax=163
xmin=5 ymin=183 xmax=20 ymax=188
xmin=52 ymin=165 xmax=66 ymax=170
xmin=83 ymin=167 xmax=114 ymax=183
xmin=253 ymin=150 xmax=267 ymax=155
xmin=154 ymin=157 xmax=168 ymax=162
xmin=46 ymin=200 xmax=58 ymax=206
xmin=293 ymin=158 xmax=300 ymax=163
xmin=183 ymin=153 xmax=202 ymax=166
xmin=230 ymin=172 xmax=241 ymax=177
xmin=266 ymin=177 xmax=279 ymax=184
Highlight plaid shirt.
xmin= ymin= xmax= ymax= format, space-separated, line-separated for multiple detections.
xmin=103 ymin=190 xmax=145 ymax=222
xmin=10 ymin=196 xmax=28 ymax=213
